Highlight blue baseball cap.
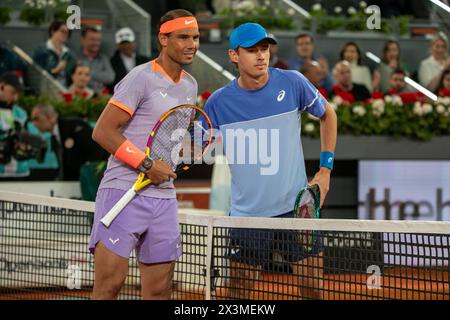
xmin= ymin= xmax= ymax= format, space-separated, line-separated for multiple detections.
xmin=229 ymin=23 xmax=277 ymax=50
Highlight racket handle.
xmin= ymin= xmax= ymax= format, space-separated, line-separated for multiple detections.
xmin=100 ymin=188 xmax=137 ymax=227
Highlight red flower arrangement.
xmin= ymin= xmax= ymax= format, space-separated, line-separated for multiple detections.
xmin=386 ymin=89 xmax=426 ymax=104
xmin=201 ymin=91 xmax=211 ymax=101
xmin=197 ymin=90 xmax=212 ymax=108
xmin=330 ymin=84 xmax=355 ymax=104
xmin=438 ymin=87 xmax=450 ymax=97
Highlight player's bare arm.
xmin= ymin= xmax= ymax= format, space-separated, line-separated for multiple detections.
xmin=92 ymin=103 xmax=176 ymax=184
xmin=309 ymin=103 xmax=337 ymax=207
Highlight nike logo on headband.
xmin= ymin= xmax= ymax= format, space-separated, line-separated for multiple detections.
xmin=185 ymin=20 xmax=195 ymax=25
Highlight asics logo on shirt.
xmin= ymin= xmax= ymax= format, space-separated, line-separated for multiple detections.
xmin=126 ymin=147 xmax=137 ymax=154
xmin=184 ymin=19 xmax=195 ymax=25
xmin=160 ymin=91 xmax=167 ymax=98
xmin=277 ymin=90 xmax=286 ymax=102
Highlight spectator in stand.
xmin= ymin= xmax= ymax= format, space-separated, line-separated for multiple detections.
xmin=330 ymin=61 xmax=371 ymax=104
xmin=67 ymin=63 xmax=95 ymax=100
xmin=385 ymin=69 xmax=424 ymax=103
xmin=300 ymin=60 xmax=328 ymax=99
xmin=30 ymin=103 xmax=107 ymax=180
xmin=340 ymin=41 xmax=380 ymax=93
xmin=288 ymin=33 xmax=334 ymax=92
xmin=109 ymin=27 xmax=149 ymax=92
xmin=33 ymin=20 xmax=76 ymax=87
xmin=0 ymin=44 xmax=26 ymax=84
xmin=436 ymin=68 xmax=450 ymax=97
xmin=268 ymin=34 xmax=288 ymax=70
xmin=386 ymin=69 xmax=408 ymax=94
xmin=0 ymin=45 xmax=18 ymax=75
xmin=378 ymin=39 xmax=409 ymax=93
xmin=418 ymin=32 xmax=450 ymax=92
xmin=78 ymin=26 xmax=115 ymax=94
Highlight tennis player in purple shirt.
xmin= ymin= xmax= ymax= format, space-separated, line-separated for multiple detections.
xmin=89 ymin=9 xmax=199 ymax=300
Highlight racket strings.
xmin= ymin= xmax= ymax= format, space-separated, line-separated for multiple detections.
xmin=298 ymin=194 xmax=316 ymax=219
xmin=150 ymin=107 xmax=209 ymax=172
xmin=294 ymin=187 xmax=320 ymax=252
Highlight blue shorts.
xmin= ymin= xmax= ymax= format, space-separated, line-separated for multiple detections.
xmin=227 ymin=211 xmax=323 ymax=265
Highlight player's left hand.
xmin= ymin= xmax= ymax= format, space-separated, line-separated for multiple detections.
xmin=309 ymin=168 xmax=331 ymax=208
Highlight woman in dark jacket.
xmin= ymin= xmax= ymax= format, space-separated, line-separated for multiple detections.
xmin=33 ymin=20 xmax=76 ymax=87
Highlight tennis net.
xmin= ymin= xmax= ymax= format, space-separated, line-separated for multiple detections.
xmin=0 ymin=191 xmax=449 ymax=300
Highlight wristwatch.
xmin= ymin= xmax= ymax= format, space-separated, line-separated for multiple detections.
xmin=138 ymin=155 xmax=154 ymax=173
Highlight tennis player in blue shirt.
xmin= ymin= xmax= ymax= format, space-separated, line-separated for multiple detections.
xmin=202 ymin=23 xmax=337 ymax=299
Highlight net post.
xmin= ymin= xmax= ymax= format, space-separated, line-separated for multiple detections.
xmin=205 ymin=216 xmax=214 ymax=300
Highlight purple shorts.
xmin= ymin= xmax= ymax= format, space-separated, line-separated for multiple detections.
xmin=89 ymin=188 xmax=182 ymax=264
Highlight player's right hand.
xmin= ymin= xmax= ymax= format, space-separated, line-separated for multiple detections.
xmin=146 ymin=159 xmax=177 ymax=185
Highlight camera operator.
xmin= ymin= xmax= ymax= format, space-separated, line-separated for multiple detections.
xmin=0 ymin=72 xmax=36 ymax=179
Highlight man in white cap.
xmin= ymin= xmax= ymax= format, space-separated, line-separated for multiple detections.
xmin=110 ymin=27 xmax=149 ymax=93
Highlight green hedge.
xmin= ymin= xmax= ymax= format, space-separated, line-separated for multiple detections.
xmin=301 ymin=98 xmax=450 ymax=141
xmin=18 ymin=95 xmax=450 ymax=141
xmin=19 ymin=95 xmax=109 ymax=121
